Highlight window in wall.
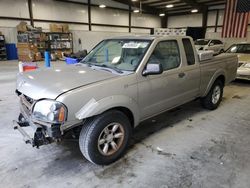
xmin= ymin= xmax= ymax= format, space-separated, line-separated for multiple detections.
xmin=182 ymin=38 xmax=195 ymax=65
xmin=148 ymin=40 xmax=181 ymax=71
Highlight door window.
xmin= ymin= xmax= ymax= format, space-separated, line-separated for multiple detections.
xmin=214 ymin=40 xmax=223 ymax=45
xmin=210 ymin=40 xmax=216 ymax=45
xmin=182 ymin=38 xmax=195 ymax=65
xmin=148 ymin=40 xmax=180 ymax=71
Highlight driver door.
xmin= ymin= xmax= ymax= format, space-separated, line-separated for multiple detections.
xmin=137 ymin=40 xmax=187 ymax=120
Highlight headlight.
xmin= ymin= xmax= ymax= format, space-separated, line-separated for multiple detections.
xmin=244 ymin=63 xmax=250 ymax=68
xmin=32 ymin=100 xmax=67 ymax=124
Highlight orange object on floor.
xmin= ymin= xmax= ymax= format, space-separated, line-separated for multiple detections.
xmin=23 ymin=66 xmax=37 ymax=72
xmin=22 ymin=62 xmax=38 ymax=72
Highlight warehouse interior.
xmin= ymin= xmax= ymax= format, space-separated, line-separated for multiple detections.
xmin=0 ymin=0 xmax=250 ymax=187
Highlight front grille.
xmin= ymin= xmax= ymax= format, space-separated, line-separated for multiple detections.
xmin=20 ymin=94 xmax=34 ymax=111
xmin=23 ymin=95 xmax=34 ymax=104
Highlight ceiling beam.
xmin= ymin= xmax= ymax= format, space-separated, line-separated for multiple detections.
xmin=206 ymin=1 xmax=226 ymax=6
xmin=112 ymin=0 xmax=160 ymax=14
xmin=149 ymin=2 xmax=186 ymax=7
xmin=157 ymin=4 xmax=190 ymax=9
xmin=144 ymin=0 xmax=181 ymax=6
xmin=180 ymin=0 xmax=204 ymax=9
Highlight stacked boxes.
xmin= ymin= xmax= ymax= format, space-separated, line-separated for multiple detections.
xmin=15 ymin=21 xmax=72 ymax=61
xmin=16 ymin=21 xmax=28 ymax=33
xmin=16 ymin=43 xmax=42 ymax=62
xmin=49 ymin=24 xmax=69 ymax=33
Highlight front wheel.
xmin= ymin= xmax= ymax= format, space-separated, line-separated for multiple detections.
xmin=79 ymin=110 xmax=132 ymax=165
xmin=201 ymin=80 xmax=223 ymax=110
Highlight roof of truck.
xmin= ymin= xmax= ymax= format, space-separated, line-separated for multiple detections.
xmin=106 ymin=35 xmax=192 ymax=40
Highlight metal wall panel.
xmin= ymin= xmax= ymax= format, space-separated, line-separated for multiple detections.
xmin=32 ymin=0 xmax=88 ymax=22
xmin=91 ymin=7 xmax=129 ymax=26
xmin=168 ymin=14 xmax=203 ymax=28
xmin=0 ymin=0 xmax=29 ymax=18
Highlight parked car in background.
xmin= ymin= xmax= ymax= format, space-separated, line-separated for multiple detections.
xmin=195 ymin=39 xmax=225 ymax=55
xmin=226 ymin=43 xmax=250 ymax=80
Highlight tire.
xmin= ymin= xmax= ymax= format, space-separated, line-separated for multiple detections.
xmin=79 ymin=110 xmax=132 ymax=165
xmin=201 ymin=80 xmax=223 ymax=110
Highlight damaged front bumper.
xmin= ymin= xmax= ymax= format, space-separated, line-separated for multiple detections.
xmin=13 ymin=114 xmax=62 ymax=148
xmin=13 ymin=92 xmax=63 ymax=148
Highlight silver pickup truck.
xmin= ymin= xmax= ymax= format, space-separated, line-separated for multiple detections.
xmin=14 ymin=36 xmax=238 ymax=165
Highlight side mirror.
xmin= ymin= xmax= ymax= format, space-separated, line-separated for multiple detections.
xmin=142 ymin=63 xmax=163 ymax=76
xmin=209 ymin=43 xmax=214 ymax=46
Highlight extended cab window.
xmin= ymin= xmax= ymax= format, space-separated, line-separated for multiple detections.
xmin=148 ymin=40 xmax=180 ymax=71
xmin=182 ymin=38 xmax=195 ymax=65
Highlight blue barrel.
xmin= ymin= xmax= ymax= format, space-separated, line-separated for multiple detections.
xmin=5 ymin=43 xmax=18 ymax=60
xmin=44 ymin=51 xmax=50 ymax=67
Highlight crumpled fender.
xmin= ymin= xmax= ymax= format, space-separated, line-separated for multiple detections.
xmin=75 ymin=95 xmax=140 ymax=127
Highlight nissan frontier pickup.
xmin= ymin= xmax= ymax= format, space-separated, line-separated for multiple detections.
xmin=14 ymin=36 xmax=238 ymax=165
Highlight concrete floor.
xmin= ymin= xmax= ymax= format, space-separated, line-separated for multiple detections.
xmin=0 ymin=60 xmax=250 ymax=188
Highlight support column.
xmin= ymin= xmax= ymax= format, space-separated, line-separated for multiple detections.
xmin=28 ymin=0 xmax=34 ymax=27
xmin=215 ymin=9 xmax=219 ymax=32
xmin=129 ymin=5 xmax=131 ymax=32
xmin=202 ymin=6 xmax=208 ymax=28
xmin=161 ymin=14 xmax=168 ymax=28
xmin=88 ymin=0 xmax=92 ymax=31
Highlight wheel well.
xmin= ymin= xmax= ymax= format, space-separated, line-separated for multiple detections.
xmin=109 ymin=107 xmax=134 ymax=128
xmin=216 ymin=75 xmax=225 ymax=86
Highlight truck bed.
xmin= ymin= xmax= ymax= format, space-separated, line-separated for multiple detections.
xmin=199 ymin=53 xmax=238 ymax=97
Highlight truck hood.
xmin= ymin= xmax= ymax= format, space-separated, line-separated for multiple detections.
xmin=16 ymin=65 xmax=118 ymax=100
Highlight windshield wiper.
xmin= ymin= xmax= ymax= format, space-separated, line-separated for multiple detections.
xmin=93 ymin=64 xmax=123 ymax=74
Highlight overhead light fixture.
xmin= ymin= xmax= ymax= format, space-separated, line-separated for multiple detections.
xmin=132 ymin=0 xmax=137 ymax=1
xmin=191 ymin=9 xmax=198 ymax=13
xmin=99 ymin=4 xmax=106 ymax=8
xmin=159 ymin=13 xmax=165 ymax=17
xmin=133 ymin=9 xmax=140 ymax=13
xmin=166 ymin=4 xmax=174 ymax=8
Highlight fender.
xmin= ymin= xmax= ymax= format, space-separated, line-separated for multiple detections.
xmin=202 ymin=69 xmax=226 ymax=97
xmin=75 ymin=95 xmax=140 ymax=127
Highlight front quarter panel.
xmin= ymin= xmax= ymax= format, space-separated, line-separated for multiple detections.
xmin=74 ymin=95 xmax=140 ymax=123
xmin=56 ymin=74 xmax=140 ymax=130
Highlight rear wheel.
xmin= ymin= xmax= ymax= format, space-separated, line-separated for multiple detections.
xmin=79 ymin=110 xmax=132 ymax=165
xmin=201 ymin=80 xmax=223 ymax=110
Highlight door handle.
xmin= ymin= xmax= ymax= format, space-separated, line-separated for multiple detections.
xmin=178 ymin=72 xmax=186 ymax=78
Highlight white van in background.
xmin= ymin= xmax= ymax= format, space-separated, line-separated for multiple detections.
xmin=195 ymin=39 xmax=225 ymax=55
